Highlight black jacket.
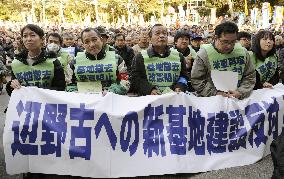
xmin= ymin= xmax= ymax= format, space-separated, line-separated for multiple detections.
xmin=6 ymin=49 xmax=66 ymax=96
xmin=130 ymin=46 xmax=189 ymax=96
xmin=114 ymin=45 xmax=135 ymax=72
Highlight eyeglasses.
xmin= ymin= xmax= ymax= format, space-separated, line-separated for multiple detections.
xmin=240 ymin=38 xmax=250 ymax=41
xmin=218 ymin=38 xmax=237 ymax=46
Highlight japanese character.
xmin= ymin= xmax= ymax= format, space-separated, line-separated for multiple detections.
xmin=172 ymin=62 xmax=180 ymax=71
xmin=188 ymin=107 xmax=205 ymax=155
xmin=95 ymin=64 xmax=104 ymax=73
xmin=245 ymin=103 xmax=268 ymax=147
xmin=164 ymin=73 xmax=172 ymax=82
xmin=207 ymin=111 xmax=229 ymax=154
xmin=23 ymin=71 xmax=33 ymax=81
xmin=148 ymin=73 xmax=156 ymax=82
xmin=120 ymin=112 xmax=139 ymax=156
xmin=143 ymin=104 xmax=166 ymax=157
xmin=147 ymin=64 xmax=155 ymax=71
xmin=41 ymin=104 xmax=67 ymax=157
xmin=228 ymin=110 xmax=247 ymax=152
xmin=95 ymin=113 xmax=117 ymax=150
xmin=77 ymin=66 xmax=86 ymax=74
xmin=220 ymin=59 xmax=228 ymax=69
xmin=12 ymin=101 xmax=41 ymax=156
xmin=96 ymin=74 xmax=105 ymax=81
xmin=156 ymin=73 xmax=164 ymax=82
xmin=156 ymin=63 xmax=164 ymax=71
xmin=15 ymin=72 xmax=24 ymax=81
xmin=166 ymin=105 xmax=187 ymax=155
xmin=104 ymin=64 xmax=113 ymax=72
xmin=263 ymin=98 xmax=279 ymax=140
xmin=69 ymin=104 xmax=94 ymax=160
xmin=164 ymin=62 xmax=171 ymax=71
xmin=228 ymin=58 xmax=236 ymax=66
xmin=212 ymin=60 xmax=220 ymax=69
xmin=42 ymin=70 xmax=52 ymax=80
xmin=33 ymin=70 xmax=42 ymax=81
xmin=86 ymin=65 xmax=95 ymax=73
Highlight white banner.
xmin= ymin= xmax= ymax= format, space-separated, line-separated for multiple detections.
xmin=4 ymin=85 xmax=284 ymax=178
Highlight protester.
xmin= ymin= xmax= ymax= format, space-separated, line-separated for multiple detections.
xmin=46 ymin=32 xmax=73 ymax=85
xmin=62 ymin=32 xmax=83 ymax=56
xmin=191 ymin=21 xmax=256 ymax=99
xmin=189 ymin=33 xmax=202 ymax=59
xmin=95 ymin=26 xmax=116 ymax=51
xmin=125 ymin=35 xmax=133 ymax=47
xmin=132 ymin=29 xmax=150 ymax=55
xmin=69 ymin=28 xmax=129 ymax=95
xmin=172 ymin=30 xmax=194 ymax=91
xmin=114 ymin=33 xmax=135 ymax=71
xmin=238 ymin=31 xmax=252 ymax=50
xmin=6 ymin=24 xmax=65 ymax=96
xmin=5 ymin=24 xmax=66 ymax=178
xmin=250 ymin=31 xmax=283 ymax=89
xmin=131 ymin=24 xmax=189 ymax=96
xmin=0 ymin=59 xmax=8 ymax=94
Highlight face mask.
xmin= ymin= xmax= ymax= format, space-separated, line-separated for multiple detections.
xmin=46 ymin=43 xmax=60 ymax=53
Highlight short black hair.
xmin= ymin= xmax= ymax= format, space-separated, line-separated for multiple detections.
xmin=238 ymin=31 xmax=251 ymax=40
xmin=62 ymin=32 xmax=74 ymax=39
xmin=114 ymin=33 xmax=125 ymax=40
xmin=47 ymin=32 xmax=63 ymax=45
xmin=21 ymin=24 xmax=44 ymax=38
xmin=174 ymin=30 xmax=190 ymax=43
xmin=80 ymin=28 xmax=101 ymax=41
xmin=149 ymin=24 xmax=164 ymax=38
xmin=214 ymin=21 xmax=239 ymax=38
xmin=252 ymin=30 xmax=276 ymax=61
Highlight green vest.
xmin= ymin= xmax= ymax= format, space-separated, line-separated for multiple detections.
xmin=11 ymin=58 xmax=55 ymax=88
xmin=202 ymin=43 xmax=246 ymax=86
xmin=104 ymin=44 xmax=112 ymax=52
xmin=58 ymin=51 xmax=69 ymax=71
xmin=74 ymin=51 xmax=117 ymax=82
xmin=250 ymin=52 xmax=277 ymax=83
xmin=189 ymin=45 xmax=197 ymax=59
xmin=141 ymin=49 xmax=181 ymax=91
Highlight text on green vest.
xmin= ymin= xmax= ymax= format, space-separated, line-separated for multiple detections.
xmin=74 ymin=51 xmax=117 ymax=82
xmin=141 ymin=49 xmax=181 ymax=91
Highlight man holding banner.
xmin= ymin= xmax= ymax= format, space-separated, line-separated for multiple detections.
xmin=191 ymin=21 xmax=256 ymax=99
xmin=68 ymin=28 xmax=129 ymax=95
xmin=130 ymin=24 xmax=189 ymax=95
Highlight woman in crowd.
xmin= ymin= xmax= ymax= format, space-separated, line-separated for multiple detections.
xmin=250 ymin=30 xmax=282 ymax=89
xmin=6 ymin=24 xmax=65 ymax=96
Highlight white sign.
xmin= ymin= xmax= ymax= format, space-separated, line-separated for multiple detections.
xmin=211 ymin=70 xmax=238 ymax=92
xmin=4 ymin=85 xmax=284 ymax=178
xmin=61 ymin=47 xmax=76 ymax=57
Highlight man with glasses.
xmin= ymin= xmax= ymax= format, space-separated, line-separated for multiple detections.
xmin=191 ymin=21 xmax=255 ymax=99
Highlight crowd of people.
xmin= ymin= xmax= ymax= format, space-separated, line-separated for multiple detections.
xmin=0 ymin=19 xmax=284 ymax=178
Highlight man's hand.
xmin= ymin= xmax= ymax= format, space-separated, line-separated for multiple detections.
xmin=151 ymin=89 xmax=161 ymax=95
xmin=228 ymin=90 xmax=241 ymax=99
xmin=185 ymin=54 xmax=193 ymax=68
xmin=216 ymin=91 xmax=229 ymax=97
xmin=102 ymin=89 xmax=108 ymax=96
xmin=263 ymin=82 xmax=273 ymax=89
xmin=11 ymin=79 xmax=21 ymax=89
